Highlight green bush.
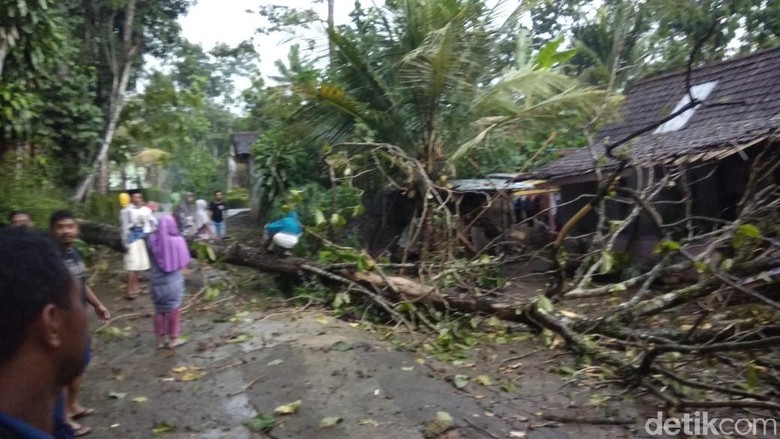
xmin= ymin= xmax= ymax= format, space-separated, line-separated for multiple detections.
xmin=0 ymin=164 xmax=68 ymax=228
xmin=77 ymin=192 xmax=122 ymax=224
xmin=225 ymin=188 xmax=249 ymax=209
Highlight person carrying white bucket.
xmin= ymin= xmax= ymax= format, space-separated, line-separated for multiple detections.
xmin=263 ymin=209 xmax=303 ymax=256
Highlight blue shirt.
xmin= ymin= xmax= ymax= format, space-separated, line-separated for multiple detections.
xmin=0 ymin=411 xmax=52 ymax=439
xmin=265 ymin=212 xmax=303 ymax=236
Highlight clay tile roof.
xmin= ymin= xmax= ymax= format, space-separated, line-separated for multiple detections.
xmin=527 ymin=47 xmax=780 ymax=182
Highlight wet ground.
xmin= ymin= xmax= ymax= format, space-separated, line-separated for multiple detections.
xmin=76 ymin=253 xmax=670 ymax=439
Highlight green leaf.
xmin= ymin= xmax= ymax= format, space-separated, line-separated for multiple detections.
xmin=274 ymin=400 xmax=302 ymax=415
xmin=474 ymin=375 xmax=493 ymax=386
xmin=226 ymin=334 xmax=252 ymax=344
xmin=329 ymin=341 xmax=352 ymax=352
xmin=330 ymin=213 xmax=346 ymax=227
xmin=733 ymin=224 xmax=761 ymax=249
xmin=152 ymin=422 xmax=177 ymax=436
xmin=746 ymin=362 xmax=759 ymax=392
xmin=536 ymin=295 xmax=554 ymax=313
xmin=314 ymin=208 xmax=326 ymax=225
xmin=601 ymin=251 xmax=614 ymax=274
xmin=245 ymin=414 xmax=276 ymax=432
xmin=453 ymin=374 xmax=470 ymax=389
xmin=319 ymin=416 xmax=344 ymax=428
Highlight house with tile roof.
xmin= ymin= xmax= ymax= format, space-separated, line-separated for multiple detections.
xmin=519 ymin=47 xmax=780 ymax=260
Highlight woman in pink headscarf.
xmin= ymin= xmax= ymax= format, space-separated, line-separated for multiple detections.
xmin=147 ymin=215 xmax=191 ymax=349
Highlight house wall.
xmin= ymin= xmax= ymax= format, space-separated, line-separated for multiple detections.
xmin=554 ymin=152 xmax=759 ymax=265
xmin=558 ymin=181 xmax=600 ymax=236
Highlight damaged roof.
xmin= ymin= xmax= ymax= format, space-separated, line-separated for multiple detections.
xmin=231 ymin=132 xmax=260 ymax=156
xmin=525 ymin=47 xmax=780 ymax=182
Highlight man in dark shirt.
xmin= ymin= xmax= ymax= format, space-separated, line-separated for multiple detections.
xmin=207 ymin=191 xmax=227 ymax=239
xmin=0 ymin=228 xmax=89 ymax=438
xmin=8 ymin=211 xmax=33 ymax=228
xmin=50 ymin=211 xmax=110 ymax=437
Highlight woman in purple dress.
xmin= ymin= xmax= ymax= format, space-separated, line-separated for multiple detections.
xmin=147 ymin=215 xmax=191 ymax=349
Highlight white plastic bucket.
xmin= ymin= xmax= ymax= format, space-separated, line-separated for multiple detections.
xmin=272 ymin=232 xmax=300 ymax=249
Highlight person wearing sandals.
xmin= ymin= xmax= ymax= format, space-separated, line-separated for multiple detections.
xmin=147 ymin=215 xmax=190 ymax=349
xmin=0 ymin=228 xmax=89 ymax=439
xmin=50 ymin=211 xmax=111 ymax=437
xmin=120 ymin=192 xmax=155 ymax=299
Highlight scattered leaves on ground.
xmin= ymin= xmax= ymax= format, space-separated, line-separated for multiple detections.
xmin=108 ymin=391 xmax=127 ymax=400
xmin=274 ymin=400 xmax=302 ymax=415
xmin=267 ymin=359 xmax=284 ymax=366
xmin=401 ymin=366 xmax=414 ymax=371
xmin=474 ymin=375 xmax=493 ymax=386
xmin=423 ymin=411 xmax=455 ymax=438
xmin=132 ymin=396 xmax=148 ymax=404
xmin=226 ymin=333 xmax=252 ymax=344
xmin=319 ymin=416 xmax=344 ymax=428
xmin=329 ymin=341 xmax=352 ymax=352
xmin=245 ymin=414 xmax=276 ymax=432
xmin=152 ymin=422 xmax=176 ymax=436
xmin=453 ymin=374 xmax=470 ymax=389
xmin=359 ymin=419 xmax=379 ymax=427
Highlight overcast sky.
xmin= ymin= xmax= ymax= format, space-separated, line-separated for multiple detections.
xmin=179 ymin=0 xmax=355 ymax=82
xmin=178 ymin=1 xmax=516 ymax=83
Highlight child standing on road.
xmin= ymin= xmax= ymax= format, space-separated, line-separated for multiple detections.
xmin=147 ymin=215 xmax=191 ymax=349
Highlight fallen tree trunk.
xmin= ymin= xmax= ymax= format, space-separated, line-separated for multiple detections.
xmin=79 ymin=220 xmax=305 ymax=276
xmin=78 ymin=220 xmax=534 ymax=322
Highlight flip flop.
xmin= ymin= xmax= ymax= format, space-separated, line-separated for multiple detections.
xmin=72 ymin=408 xmax=96 ymax=420
xmin=73 ymin=425 xmax=92 ymax=437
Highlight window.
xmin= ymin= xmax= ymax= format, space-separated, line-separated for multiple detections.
xmin=653 ymin=81 xmax=718 ymax=133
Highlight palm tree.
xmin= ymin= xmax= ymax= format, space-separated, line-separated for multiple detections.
xmin=293 ymin=0 xmax=613 ymax=256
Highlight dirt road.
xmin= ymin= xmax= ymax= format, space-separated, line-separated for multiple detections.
xmin=77 ymin=262 xmax=650 ymax=439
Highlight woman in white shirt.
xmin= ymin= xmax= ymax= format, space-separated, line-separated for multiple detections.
xmin=120 ymin=192 xmax=157 ymax=299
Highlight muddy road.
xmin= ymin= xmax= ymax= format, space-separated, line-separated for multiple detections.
xmin=77 ymin=259 xmax=655 ymax=439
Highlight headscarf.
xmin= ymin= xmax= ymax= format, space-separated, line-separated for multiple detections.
xmin=148 ymin=215 xmax=191 ymax=273
xmin=194 ymin=199 xmax=210 ymax=230
xmin=119 ymin=192 xmax=131 ymax=208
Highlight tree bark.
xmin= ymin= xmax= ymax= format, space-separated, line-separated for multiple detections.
xmin=73 ymin=0 xmax=139 ymax=201
xmin=77 ymin=220 xmax=536 ymax=323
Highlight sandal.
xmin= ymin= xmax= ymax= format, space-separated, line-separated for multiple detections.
xmin=71 ymin=408 xmax=96 ymax=420
xmin=74 ymin=425 xmax=92 ymax=437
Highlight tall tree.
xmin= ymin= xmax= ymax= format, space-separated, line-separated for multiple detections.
xmin=73 ymin=0 xmax=190 ymax=200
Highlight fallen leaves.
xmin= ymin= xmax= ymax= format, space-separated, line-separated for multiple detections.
xmin=245 ymin=414 xmax=276 ymax=432
xmin=152 ymin=422 xmax=176 ymax=436
xmin=267 ymin=359 xmax=284 ymax=366
xmin=225 ymin=333 xmax=252 ymax=344
xmin=274 ymin=400 xmax=302 ymax=415
xmin=131 ymin=396 xmax=148 ymax=404
xmin=423 ymin=411 xmax=455 ymax=439
xmin=319 ymin=416 xmax=344 ymax=428
xmin=329 ymin=341 xmax=352 ymax=352
xmin=170 ymin=365 xmax=206 ymax=382
xmin=98 ymin=326 xmax=132 ymax=338
xmin=108 ymin=391 xmax=127 ymax=400
xmin=359 ymin=418 xmax=379 ymax=427
xmin=474 ymin=375 xmax=493 ymax=386
xmin=453 ymin=374 xmax=470 ymax=389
